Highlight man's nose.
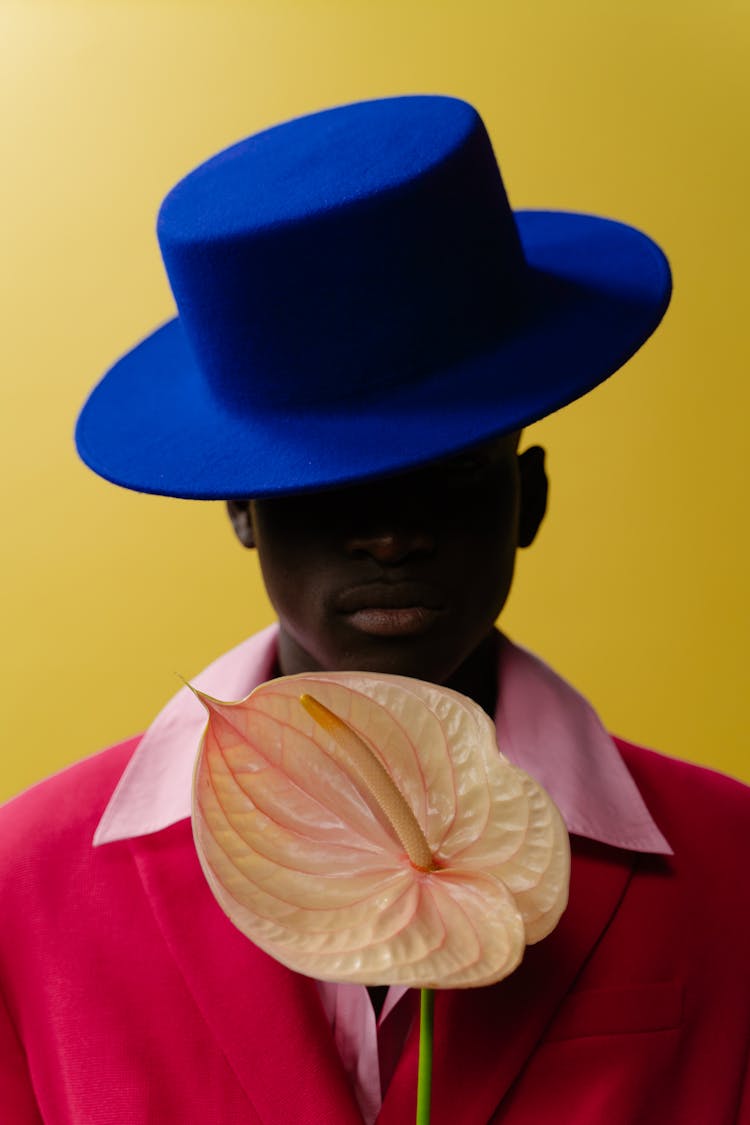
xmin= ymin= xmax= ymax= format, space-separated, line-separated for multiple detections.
xmin=344 ymin=528 xmax=436 ymax=564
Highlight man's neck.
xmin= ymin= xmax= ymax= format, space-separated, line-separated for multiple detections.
xmin=443 ymin=628 xmax=501 ymax=718
xmin=273 ymin=627 xmax=501 ymax=717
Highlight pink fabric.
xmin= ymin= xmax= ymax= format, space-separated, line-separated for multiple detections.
xmin=494 ymin=643 xmax=671 ymax=851
xmin=317 ymin=982 xmax=410 ymax=1123
xmin=94 ymin=625 xmax=670 ymax=853
xmin=93 ymin=624 xmax=280 ymax=846
xmin=91 ymin=626 xmax=671 ymax=1124
xmin=3 ymin=739 xmax=749 ymax=1123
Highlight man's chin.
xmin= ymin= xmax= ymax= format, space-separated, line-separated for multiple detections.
xmin=277 ymin=623 xmax=487 ymax=687
xmin=323 ymin=637 xmax=463 ymax=685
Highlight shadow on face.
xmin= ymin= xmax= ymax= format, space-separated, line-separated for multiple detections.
xmin=226 ymin=433 xmax=547 ymax=704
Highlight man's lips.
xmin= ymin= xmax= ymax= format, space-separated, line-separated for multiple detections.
xmin=334 ymin=582 xmax=445 ymax=637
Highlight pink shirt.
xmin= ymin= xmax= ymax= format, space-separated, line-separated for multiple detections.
xmin=94 ymin=626 xmax=670 ymax=1123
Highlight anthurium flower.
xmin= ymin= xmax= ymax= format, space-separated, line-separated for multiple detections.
xmin=191 ymin=672 xmax=570 ymax=989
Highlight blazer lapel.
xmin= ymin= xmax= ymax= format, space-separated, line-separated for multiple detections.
xmin=131 ymin=822 xmax=635 ymax=1125
xmin=130 ymin=820 xmax=363 ymax=1125
xmin=378 ymin=839 xmax=636 ymax=1124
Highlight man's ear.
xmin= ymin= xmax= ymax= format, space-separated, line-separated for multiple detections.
xmin=517 ymin=445 xmax=548 ymax=548
xmin=226 ymin=500 xmax=256 ymax=548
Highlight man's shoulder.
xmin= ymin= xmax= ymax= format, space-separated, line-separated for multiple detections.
xmin=615 ymin=735 xmax=750 ymax=848
xmin=0 ymin=737 xmax=141 ymax=865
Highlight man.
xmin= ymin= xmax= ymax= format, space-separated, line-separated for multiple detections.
xmin=226 ymin=431 xmax=544 ymax=702
xmin=2 ymin=95 xmax=748 ymax=1123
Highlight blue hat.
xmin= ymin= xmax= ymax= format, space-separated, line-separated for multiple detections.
xmin=75 ymin=95 xmax=671 ymax=499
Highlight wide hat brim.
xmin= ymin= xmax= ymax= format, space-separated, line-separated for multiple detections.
xmin=75 ymin=208 xmax=670 ymax=500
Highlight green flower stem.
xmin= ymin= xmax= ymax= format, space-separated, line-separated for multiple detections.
xmin=416 ymin=988 xmax=434 ymax=1125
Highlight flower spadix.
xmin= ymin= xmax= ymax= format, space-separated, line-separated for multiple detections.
xmin=191 ymin=672 xmax=570 ymax=989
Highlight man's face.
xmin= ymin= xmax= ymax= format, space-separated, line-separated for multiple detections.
xmin=231 ymin=435 xmax=546 ymax=688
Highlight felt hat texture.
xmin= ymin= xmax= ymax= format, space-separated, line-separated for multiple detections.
xmin=75 ymin=95 xmax=671 ymax=499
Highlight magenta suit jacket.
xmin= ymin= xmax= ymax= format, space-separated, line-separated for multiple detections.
xmin=1 ymin=735 xmax=749 ymax=1124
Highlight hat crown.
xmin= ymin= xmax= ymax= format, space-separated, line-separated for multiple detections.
xmin=156 ymin=96 xmax=526 ymax=409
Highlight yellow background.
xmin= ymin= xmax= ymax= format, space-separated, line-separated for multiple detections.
xmin=2 ymin=0 xmax=748 ymax=802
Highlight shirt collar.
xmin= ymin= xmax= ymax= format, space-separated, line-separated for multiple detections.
xmin=93 ymin=624 xmax=671 ymax=854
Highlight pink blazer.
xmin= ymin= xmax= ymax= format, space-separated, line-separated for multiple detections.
xmin=1 ymin=736 xmax=749 ymax=1123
